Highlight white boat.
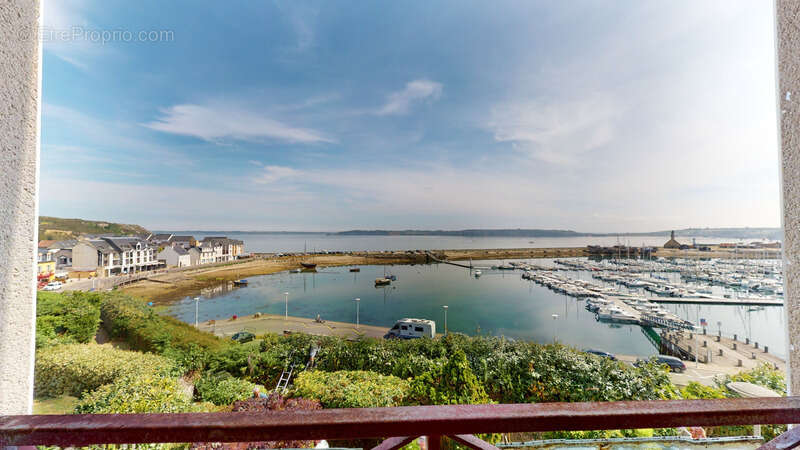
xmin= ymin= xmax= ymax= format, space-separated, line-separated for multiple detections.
xmin=474 ymin=270 xmax=482 ymax=278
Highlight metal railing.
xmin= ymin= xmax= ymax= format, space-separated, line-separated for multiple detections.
xmin=2 ymin=397 xmax=799 ymax=449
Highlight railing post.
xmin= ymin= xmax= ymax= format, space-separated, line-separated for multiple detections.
xmin=427 ymin=435 xmax=442 ymax=450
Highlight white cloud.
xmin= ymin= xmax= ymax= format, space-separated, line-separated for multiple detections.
xmin=144 ymin=103 xmax=334 ymax=144
xmin=488 ymin=95 xmax=621 ymax=165
xmin=253 ymin=165 xmax=303 ymax=184
xmin=377 ymin=80 xmax=443 ymax=115
xmin=42 ymin=0 xmax=104 ymax=70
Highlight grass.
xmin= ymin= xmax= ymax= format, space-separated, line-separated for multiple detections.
xmin=33 ymin=395 xmax=79 ymax=414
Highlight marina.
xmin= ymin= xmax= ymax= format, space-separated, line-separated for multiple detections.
xmin=168 ymin=255 xmax=787 ymax=361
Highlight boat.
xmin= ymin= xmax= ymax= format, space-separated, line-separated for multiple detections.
xmin=349 ymin=267 xmax=361 ymax=272
xmin=291 ymin=268 xmax=302 ymax=273
xmin=300 ymin=262 xmax=317 ymax=269
xmin=375 ymin=278 xmax=391 ymax=286
xmin=233 ymin=279 xmax=248 ymax=286
xmin=474 ymin=270 xmax=482 ymax=278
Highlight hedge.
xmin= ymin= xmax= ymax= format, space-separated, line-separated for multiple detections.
xmin=99 ymin=292 xmax=226 ymax=363
xmin=35 ymin=343 xmax=176 ymax=398
xmin=36 ymin=291 xmax=101 ymax=348
xmin=293 ymin=370 xmax=410 ymax=408
xmin=195 ymin=372 xmax=256 ymax=406
xmin=74 ymin=374 xmax=198 ymax=414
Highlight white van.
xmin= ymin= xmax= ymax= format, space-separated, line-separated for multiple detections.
xmin=384 ymin=318 xmax=436 ymax=339
xmin=43 ymin=281 xmax=62 ymax=291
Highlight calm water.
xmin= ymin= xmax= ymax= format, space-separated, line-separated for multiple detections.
xmin=167 ymin=258 xmax=787 ymax=358
xmin=169 ymin=259 xmax=656 ymax=357
xmin=160 ymin=232 xmax=732 ymax=253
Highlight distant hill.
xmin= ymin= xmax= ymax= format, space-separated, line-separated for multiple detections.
xmin=335 ymin=227 xmax=782 ymax=240
xmin=335 ymin=229 xmax=582 ymax=237
xmin=38 ymin=216 xmax=150 ymax=240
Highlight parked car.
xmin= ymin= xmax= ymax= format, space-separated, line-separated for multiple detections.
xmin=231 ymin=331 xmax=255 ymax=343
xmin=42 ymin=281 xmax=62 ymax=291
xmin=635 ymin=354 xmax=686 ymax=373
xmin=584 ymin=349 xmax=616 ymax=360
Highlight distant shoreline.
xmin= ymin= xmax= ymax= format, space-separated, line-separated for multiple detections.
xmin=152 ymin=227 xmax=782 ymax=240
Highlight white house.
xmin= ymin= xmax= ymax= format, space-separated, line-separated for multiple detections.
xmin=72 ymin=237 xmax=160 ymax=276
xmin=157 ymin=245 xmax=192 ymax=267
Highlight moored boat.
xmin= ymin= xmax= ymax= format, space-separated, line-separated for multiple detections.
xmin=300 ymin=262 xmax=317 ymax=269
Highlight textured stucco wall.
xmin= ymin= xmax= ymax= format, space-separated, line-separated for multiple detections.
xmin=0 ymin=0 xmax=41 ymax=414
xmin=778 ymin=0 xmax=800 ymax=396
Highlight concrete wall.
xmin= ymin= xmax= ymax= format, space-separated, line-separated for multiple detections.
xmin=777 ymin=0 xmax=800 ymax=395
xmin=0 ymin=0 xmax=41 ymax=415
xmin=72 ymin=242 xmax=101 ymax=271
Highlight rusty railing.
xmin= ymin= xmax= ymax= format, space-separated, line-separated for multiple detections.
xmin=2 ymin=397 xmax=800 ymax=449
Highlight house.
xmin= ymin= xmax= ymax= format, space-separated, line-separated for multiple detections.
xmin=46 ymin=239 xmax=77 ymax=269
xmin=663 ymin=230 xmax=682 ymax=249
xmin=147 ymin=233 xmax=173 ymax=247
xmin=158 ymin=245 xmax=192 ymax=267
xmin=167 ymin=235 xmax=196 ymax=250
xmin=72 ymin=236 xmax=161 ymax=276
xmin=199 ymin=237 xmax=245 ymax=263
xmin=188 ymin=247 xmax=201 ymax=266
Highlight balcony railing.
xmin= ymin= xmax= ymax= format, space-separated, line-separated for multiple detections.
xmin=2 ymin=397 xmax=799 ymax=448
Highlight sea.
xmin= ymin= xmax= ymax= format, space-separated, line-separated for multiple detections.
xmin=160 ymin=232 xmax=734 ymax=254
xmin=166 ymin=256 xmax=787 ymax=358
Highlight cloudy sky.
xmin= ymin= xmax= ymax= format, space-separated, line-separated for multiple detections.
xmin=41 ymin=1 xmax=780 ymax=232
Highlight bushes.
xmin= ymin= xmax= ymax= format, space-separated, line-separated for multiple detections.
xmin=195 ymin=372 xmax=256 ymax=405
xmin=409 ymin=349 xmax=490 ymax=405
xmin=36 ymin=291 xmax=101 ymax=348
xmin=75 ymin=374 xmax=196 ymax=414
xmin=99 ymin=291 xmax=226 ymax=360
xmin=293 ymin=370 xmax=411 ymax=408
xmin=718 ymin=364 xmax=786 ymax=395
xmin=35 ymin=343 xmax=176 ymax=398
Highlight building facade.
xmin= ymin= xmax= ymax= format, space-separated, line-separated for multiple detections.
xmin=72 ymin=237 xmax=160 ymax=276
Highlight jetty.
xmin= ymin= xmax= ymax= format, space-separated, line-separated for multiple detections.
xmin=659 ymin=328 xmax=786 ymax=372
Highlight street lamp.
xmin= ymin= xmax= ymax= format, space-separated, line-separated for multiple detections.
xmin=551 ymin=313 xmax=559 ymax=343
xmin=194 ymin=297 xmax=200 ymax=328
xmin=355 ymin=298 xmax=360 ymax=329
xmin=284 ymin=292 xmax=289 ymax=321
xmin=443 ymin=305 xmax=448 ymax=336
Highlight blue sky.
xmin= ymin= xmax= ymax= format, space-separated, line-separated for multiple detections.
xmin=41 ymin=1 xmax=780 ymax=232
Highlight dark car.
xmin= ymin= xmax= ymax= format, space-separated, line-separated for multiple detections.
xmin=636 ymin=354 xmax=686 ymax=373
xmin=584 ymin=349 xmax=617 ymax=360
xmin=231 ymin=331 xmax=255 ymax=343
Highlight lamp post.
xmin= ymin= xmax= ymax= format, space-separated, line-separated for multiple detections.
xmin=443 ymin=305 xmax=448 ymax=336
xmin=284 ymin=292 xmax=289 ymax=321
xmin=695 ymin=325 xmax=700 ymax=368
xmin=194 ymin=297 xmax=200 ymax=328
xmin=551 ymin=313 xmax=559 ymax=343
xmin=355 ymin=298 xmax=360 ymax=329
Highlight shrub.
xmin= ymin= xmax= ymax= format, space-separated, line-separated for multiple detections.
xmin=99 ymin=291 xmax=225 ymax=356
xmin=206 ymin=340 xmax=263 ymax=377
xmin=680 ymin=382 xmax=726 ymax=399
xmin=409 ymin=349 xmax=490 ymax=405
xmin=718 ymin=364 xmax=786 ymax=395
xmin=293 ymin=370 xmax=411 ymax=408
xmin=195 ymin=372 xmax=256 ymax=405
xmin=74 ymin=374 xmax=195 ymax=414
xmin=248 ymin=333 xmax=677 ymax=405
xmin=36 ymin=291 xmax=101 ymax=348
xmin=35 ymin=343 xmax=176 ymax=398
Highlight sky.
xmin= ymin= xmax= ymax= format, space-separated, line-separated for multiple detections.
xmin=40 ymin=1 xmax=781 ymax=232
